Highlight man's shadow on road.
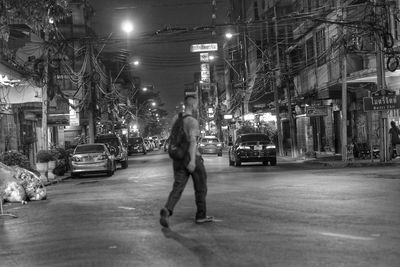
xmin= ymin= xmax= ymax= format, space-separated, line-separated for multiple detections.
xmin=161 ymin=227 xmax=224 ymax=266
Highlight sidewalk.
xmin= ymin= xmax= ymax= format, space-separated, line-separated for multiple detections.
xmin=279 ymin=154 xmax=400 ymax=168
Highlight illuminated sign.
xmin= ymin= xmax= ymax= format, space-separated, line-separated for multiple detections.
xmin=200 ymin=53 xmax=209 ymax=62
xmin=190 ymin=43 xmax=218 ymax=52
xmin=224 ymin=114 xmax=233 ymax=120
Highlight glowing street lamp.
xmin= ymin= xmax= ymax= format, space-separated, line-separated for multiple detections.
xmin=121 ymin=20 xmax=134 ymax=34
xmin=225 ymin=32 xmax=234 ymax=39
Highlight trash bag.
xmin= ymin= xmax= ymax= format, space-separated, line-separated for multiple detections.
xmin=3 ymin=181 xmax=26 ymax=202
xmin=0 ymin=162 xmax=47 ymax=202
xmin=13 ymin=166 xmax=47 ymax=201
xmin=0 ymin=162 xmax=27 ymax=202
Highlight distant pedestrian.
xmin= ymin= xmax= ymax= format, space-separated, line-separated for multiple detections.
xmin=159 ymin=95 xmax=213 ymax=228
xmin=389 ymin=121 xmax=400 ymax=159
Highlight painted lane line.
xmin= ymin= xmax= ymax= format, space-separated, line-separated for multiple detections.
xmin=319 ymin=232 xmax=376 ymax=241
xmin=118 ymin=206 xmax=136 ymax=210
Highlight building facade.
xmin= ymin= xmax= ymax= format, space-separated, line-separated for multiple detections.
xmin=223 ymin=0 xmax=400 ymax=159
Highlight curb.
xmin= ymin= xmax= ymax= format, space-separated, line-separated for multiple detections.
xmin=278 ymin=156 xmax=400 ymax=168
xmin=43 ymin=173 xmax=71 ymax=186
xmin=302 ymin=159 xmax=399 ymax=168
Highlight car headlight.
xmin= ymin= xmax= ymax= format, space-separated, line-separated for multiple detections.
xmin=266 ymin=145 xmax=276 ymax=149
xmin=199 ymin=144 xmax=205 ymax=147
xmin=71 ymin=156 xmax=81 ymax=162
xmin=238 ymin=145 xmax=250 ymax=150
xmin=97 ymin=154 xmax=109 ymax=160
xmin=217 ymin=143 xmax=222 ymax=147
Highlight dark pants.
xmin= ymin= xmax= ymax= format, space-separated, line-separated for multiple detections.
xmin=165 ymin=155 xmax=207 ymax=220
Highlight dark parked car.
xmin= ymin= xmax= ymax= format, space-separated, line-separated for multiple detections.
xmin=228 ymin=133 xmax=276 ymax=166
xmin=95 ymin=134 xmax=128 ymax=169
xmin=198 ymin=136 xmax=223 ymax=156
xmin=70 ymin=143 xmax=116 ymax=177
xmin=128 ymin=137 xmax=147 ymax=155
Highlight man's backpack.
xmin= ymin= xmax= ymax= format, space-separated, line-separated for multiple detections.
xmin=168 ymin=113 xmax=191 ymax=160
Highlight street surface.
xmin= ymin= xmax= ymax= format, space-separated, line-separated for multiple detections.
xmin=1 ymin=149 xmax=400 ymax=267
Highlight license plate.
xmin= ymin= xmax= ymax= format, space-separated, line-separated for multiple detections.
xmin=254 ymin=145 xmax=262 ymax=150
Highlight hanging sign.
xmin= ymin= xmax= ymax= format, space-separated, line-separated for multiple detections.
xmin=190 ymin=43 xmax=218 ymax=52
xmin=305 ymin=106 xmax=328 ymax=117
xmin=363 ymin=95 xmax=400 ymax=111
xmin=200 ymin=53 xmax=209 ymax=62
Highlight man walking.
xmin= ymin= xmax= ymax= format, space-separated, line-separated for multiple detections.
xmin=160 ymin=95 xmax=213 ymax=228
xmin=389 ymin=121 xmax=400 ymax=159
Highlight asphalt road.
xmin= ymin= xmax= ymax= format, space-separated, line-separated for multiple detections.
xmin=1 ymin=150 xmax=399 ymax=267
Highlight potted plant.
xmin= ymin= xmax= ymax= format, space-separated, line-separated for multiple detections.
xmin=52 ymin=148 xmax=70 ymax=176
xmin=36 ymin=150 xmax=55 ymax=181
xmin=47 ymin=149 xmax=61 ymax=179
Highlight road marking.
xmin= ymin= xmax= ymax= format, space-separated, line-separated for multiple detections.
xmin=319 ymin=232 xmax=376 ymax=241
xmin=118 ymin=206 xmax=136 ymax=210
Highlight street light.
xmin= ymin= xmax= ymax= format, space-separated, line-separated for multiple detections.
xmin=121 ymin=20 xmax=134 ymax=35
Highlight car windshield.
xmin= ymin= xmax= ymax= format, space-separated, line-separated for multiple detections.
xmin=202 ymin=138 xmax=219 ymax=143
xmin=129 ymin=138 xmax=143 ymax=144
xmin=240 ymin=134 xmax=270 ymax=143
xmin=75 ymin=145 xmax=105 ymax=154
xmin=96 ymin=138 xmax=119 ymax=148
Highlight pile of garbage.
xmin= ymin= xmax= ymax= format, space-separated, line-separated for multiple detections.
xmin=0 ymin=162 xmax=47 ymax=203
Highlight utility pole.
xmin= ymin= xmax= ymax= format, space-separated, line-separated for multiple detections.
xmin=284 ymin=25 xmax=297 ymax=158
xmin=41 ymin=27 xmax=49 ymax=151
xmin=241 ymin=0 xmax=249 ymax=121
xmin=88 ymin=42 xmax=96 ymax=143
xmin=338 ymin=0 xmax=348 ymax=162
xmin=273 ymin=5 xmax=284 ymax=157
xmin=375 ymin=0 xmax=388 ymax=162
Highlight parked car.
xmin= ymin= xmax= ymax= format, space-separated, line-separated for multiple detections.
xmin=144 ymin=139 xmax=152 ymax=151
xmin=95 ymin=134 xmax=128 ymax=169
xmin=198 ymin=136 xmax=223 ymax=156
xmin=159 ymin=138 xmax=166 ymax=149
xmin=228 ymin=133 xmax=276 ymax=166
xmin=150 ymin=136 xmax=161 ymax=149
xmin=70 ymin=143 xmax=116 ymax=177
xmin=163 ymin=138 xmax=169 ymax=152
xmin=128 ymin=137 xmax=147 ymax=155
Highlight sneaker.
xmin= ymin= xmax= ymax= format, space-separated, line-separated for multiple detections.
xmin=195 ymin=216 xmax=214 ymax=224
xmin=159 ymin=208 xmax=170 ymax=228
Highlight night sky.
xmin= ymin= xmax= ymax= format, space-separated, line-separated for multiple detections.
xmin=90 ymin=0 xmax=229 ymax=115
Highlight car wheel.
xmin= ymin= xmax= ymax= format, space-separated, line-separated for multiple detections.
xmin=270 ymin=159 xmax=277 ymax=166
xmin=71 ymin=172 xmax=80 ymax=178
xmin=234 ymin=159 xmax=241 ymax=167
xmin=143 ymin=151 xmax=147 ymax=155
xmin=218 ymin=152 xmax=222 ymax=157
xmin=262 ymin=161 xmax=268 ymax=166
xmin=121 ymin=160 xmax=128 ymax=169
